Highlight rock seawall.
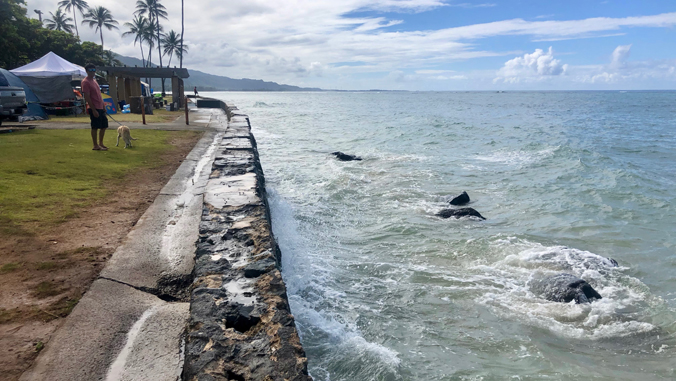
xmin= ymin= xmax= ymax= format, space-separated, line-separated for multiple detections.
xmin=183 ymin=102 xmax=311 ymax=380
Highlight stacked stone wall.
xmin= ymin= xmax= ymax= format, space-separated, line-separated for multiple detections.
xmin=183 ymin=102 xmax=311 ymax=381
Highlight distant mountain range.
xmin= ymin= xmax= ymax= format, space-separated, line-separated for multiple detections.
xmin=114 ymin=54 xmax=322 ymax=92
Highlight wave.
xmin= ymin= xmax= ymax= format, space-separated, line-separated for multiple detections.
xmin=253 ymin=101 xmax=273 ymax=108
xmin=473 ymin=239 xmax=673 ymax=343
xmin=267 ymin=188 xmax=402 ymax=379
xmin=475 ymin=146 xmax=559 ymax=169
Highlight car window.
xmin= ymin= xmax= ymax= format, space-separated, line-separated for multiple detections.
xmin=0 ymin=74 xmax=9 ymax=87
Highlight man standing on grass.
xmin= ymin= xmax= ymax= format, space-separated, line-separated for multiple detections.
xmin=81 ymin=63 xmax=109 ymax=151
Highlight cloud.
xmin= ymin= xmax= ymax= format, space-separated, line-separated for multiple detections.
xmin=415 ymin=69 xmax=467 ymax=80
xmin=611 ymin=44 xmax=631 ymax=68
xmin=22 ymin=0 xmax=676 ymax=89
xmin=448 ymin=2 xmax=497 ymax=8
xmin=574 ymin=44 xmax=676 ymax=85
xmin=495 ymin=47 xmax=568 ymax=83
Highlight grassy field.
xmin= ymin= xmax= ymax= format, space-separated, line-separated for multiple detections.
xmin=0 ymin=128 xmax=197 ymax=234
xmin=38 ymin=108 xmax=183 ymax=124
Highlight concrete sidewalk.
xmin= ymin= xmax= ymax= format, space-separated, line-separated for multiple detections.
xmin=20 ymin=108 xmax=227 ymax=381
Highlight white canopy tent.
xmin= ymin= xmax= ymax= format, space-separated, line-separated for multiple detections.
xmin=10 ymin=52 xmax=86 ymax=103
xmin=10 ymin=51 xmax=86 ymax=78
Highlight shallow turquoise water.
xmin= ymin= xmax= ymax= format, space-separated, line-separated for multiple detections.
xmin=209 ymin=91 xmax=676 ymax=380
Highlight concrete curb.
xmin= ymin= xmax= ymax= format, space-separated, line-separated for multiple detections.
xmin=20 ymin=110 xmax=221 ymax=381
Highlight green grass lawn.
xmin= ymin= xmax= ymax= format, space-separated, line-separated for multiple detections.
xmin=38 ymin=108 xmax=183 ymax=124
xmin=0 ymin=129 xmax=196 ymax=235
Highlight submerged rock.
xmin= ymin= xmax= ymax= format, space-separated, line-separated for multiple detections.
xmin=332 ymin=151 xmax=362 ymax=161
xmin=530 ymin=273 xmax=602 ymax=304
xmin=436 ymin=207 xmax=486 ymax=220
xmin=449 ymin=191 xmax=470 ymax=206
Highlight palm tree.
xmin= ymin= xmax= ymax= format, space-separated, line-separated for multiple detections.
xmin=161 ymin=30 xmax=188 ymax=67
xmin=57 ymin=0 xmax=88 ymax=37
xmin=143 ymin=19 xmax=161 ymax=67
xmin=142 ymin=19 xmax=159 ymax=86
xmin=135 ymin=0 xmax=168 ymax=92
xmin=123 ymin=15 xmax=150 ymax=67
xmin=82 ymin=6 xmax=118 ymax=50
xmin=44 ymin=9 xmax=74 ymax=33
xmin=102 ymin=50 xmax=123 ymax=66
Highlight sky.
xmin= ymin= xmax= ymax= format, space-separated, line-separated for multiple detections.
xmin=25 ymin=0 xmax=676 ymax=90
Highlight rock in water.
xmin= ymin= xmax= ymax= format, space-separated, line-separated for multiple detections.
xmin=332 ymin=151 xmax=362 ymax=161
xmin=449 ymin=191 xmax=470 ymax=205
xmin=436 ymin=207 xmax=486 ymax=220
xmin=530 ymin=273 xmax=602 ymax=304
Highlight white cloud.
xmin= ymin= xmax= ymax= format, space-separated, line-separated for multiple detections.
xmin=415 ymin=69 xmax=467 ymax=80
xmin=21 ymin=0 xmax=676 ymax=89
xmin=611 ymin=44 xmax=631 ymax=68
xmin=495 ymin=47 xmax=568 ymax=83
xmin=449 ymin=2 xmax=497 ymax=8
xmin=574 ymin=44 xmax=676 ymax=85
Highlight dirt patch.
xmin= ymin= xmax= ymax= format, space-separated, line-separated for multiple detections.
xmin=0 ymin=131 xmax=204 ymax=380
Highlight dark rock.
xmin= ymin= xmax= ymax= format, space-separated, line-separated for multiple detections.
xmin=436 ymin=207 xmax=486 ymax=220
xmin=194 ymin=255 xmax=231 ymax=277
xmin=223 ymin=303 xmax=261 ymax=333
xmin=332 ymin=151 xmax=362 ymax=161
xmin=530 ymin=273 xmax=602 ymax=304
xmin=449 ymin=191 xmax=470 ymax=206
xmin=243 ymin=257 xmax=277 ymax=278
xmin=608 ymin=258 xmax=619 ymax=267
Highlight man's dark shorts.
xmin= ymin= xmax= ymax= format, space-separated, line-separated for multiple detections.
xmin=88 ymin=109 xmax=108 ymax=130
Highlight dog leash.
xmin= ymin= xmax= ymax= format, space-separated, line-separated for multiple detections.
xmin=104 ymin=110 xmax=124 ymax=126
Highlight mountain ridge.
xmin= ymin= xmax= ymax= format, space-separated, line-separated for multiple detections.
xmin=113 ymin=53 xmax=323 ymax=92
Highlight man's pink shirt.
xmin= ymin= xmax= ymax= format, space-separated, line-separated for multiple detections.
xmin=81 ymin=76 xmax=105 ymax=110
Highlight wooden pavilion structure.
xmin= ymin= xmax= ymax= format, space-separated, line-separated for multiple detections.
xmin=97 ymin=66 xmax=190 ymax=112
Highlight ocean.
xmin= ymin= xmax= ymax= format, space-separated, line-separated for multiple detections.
xmin=208 ymin=91 xmax=676 ymax=380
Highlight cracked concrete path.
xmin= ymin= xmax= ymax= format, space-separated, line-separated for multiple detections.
xmin=20 ymin=108 xmax=227 ymax=381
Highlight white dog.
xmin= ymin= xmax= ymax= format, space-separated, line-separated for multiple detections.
xmin=116 ymin=125 xmax=137 ymax=148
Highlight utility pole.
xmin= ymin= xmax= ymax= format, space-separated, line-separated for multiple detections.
xmin=34 ymin=9 xmax=43 ymax=22
xmin=180 ymin=0 xmax=184 ymax=68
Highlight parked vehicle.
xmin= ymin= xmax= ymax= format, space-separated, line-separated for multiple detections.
xmin=0 ymin=85 xmax=27 ymax=126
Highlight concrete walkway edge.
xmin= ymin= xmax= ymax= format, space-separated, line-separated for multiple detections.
xmin=20 ymin=109 xmax=223 ymax=381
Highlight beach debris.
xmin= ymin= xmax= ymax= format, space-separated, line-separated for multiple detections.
xmin=332 ymin=151 xmax=362 ymax=161
xmin=530 ymin=273 xmax=602 ymax=304
xmin=436 ymin=207 xmax=485 ymax=220
xmin=449 ymin=191 xmax=470 ymax=205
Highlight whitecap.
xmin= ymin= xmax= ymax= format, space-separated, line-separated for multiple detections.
xmin=475 ymin=147 xmax=558 ymax=168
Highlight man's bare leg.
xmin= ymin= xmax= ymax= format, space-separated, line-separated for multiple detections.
xmin=91 ymin=129 xmax=100 ymax=149
xmin=99 ymin=129 xmax=108 ymax=149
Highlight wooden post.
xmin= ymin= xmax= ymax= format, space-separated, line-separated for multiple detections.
xmin=184 ymin=84 xmax=189 ymax=125
xmin=107 ymin=74 xmax=118 ymax=111
xmin=117 ymin=77 xmax=126 ymax=103
xmin=141 ymin=95 xmax=146 ymax=125
xmin=124 ymin=78 xmax=132 ymax=100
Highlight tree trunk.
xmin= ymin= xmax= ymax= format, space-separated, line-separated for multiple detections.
xmin=73 ymin=11 xmax=79 ymax=37
xmin=180 ymin=0 xmax=184 ymax=68
xmin=147 ymin=49 xmax=152 ymax=89
xmin=100 ymin=28 xmax=104 ymax=50
xmin=157 ymin=11 xmax=165 ymax=95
